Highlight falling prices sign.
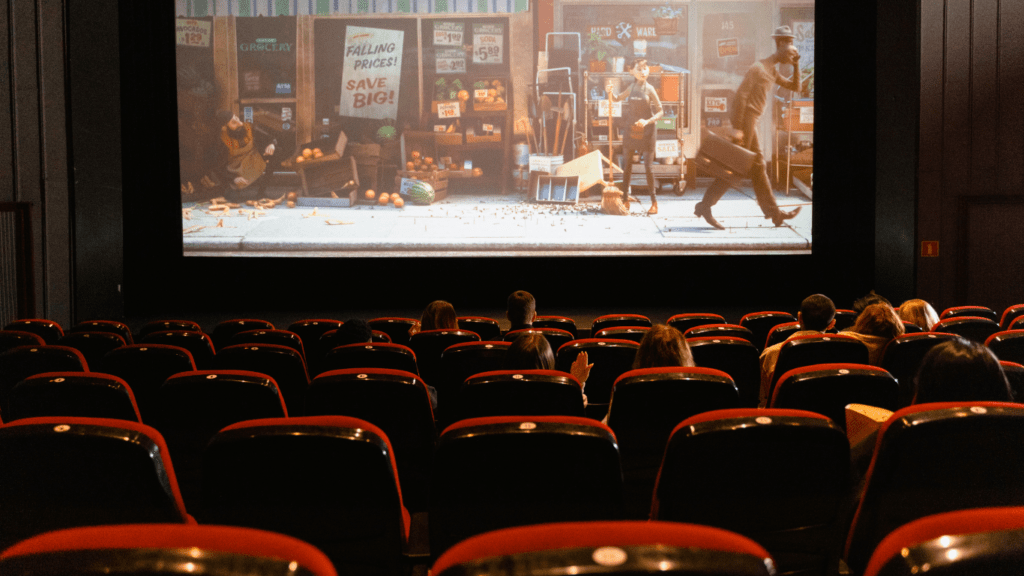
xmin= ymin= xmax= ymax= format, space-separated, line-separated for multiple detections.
xmin=340 ymin=26 xmax=404 ymax=120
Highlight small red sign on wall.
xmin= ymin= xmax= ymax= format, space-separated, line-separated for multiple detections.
xmin=921 ymin=241 xmax=939 ymax=257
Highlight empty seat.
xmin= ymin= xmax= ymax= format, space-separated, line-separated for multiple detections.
xmin=832 ymin=309 xmax=858 ymax=332
xmin=666 ymin=312 xmax=727 ymax=334
xmin=69 ymin=319 xmax=134 ymax=344
xmin=1000 ymin=304 xmax=1024 ymax=330
xmin=689 ymin=336 xmax=761 ymax=407
xmin=203 ymin=415 xmax=409 ymax=575
xmin=430 ymin=415 xmax=624 ymax=558
xmin=765 ymin=321 xmax=802 ymax=349
xmin=1013 ymin=316 xmax=1024 ymax=330
xmin=136 ymin=319 xmax=202 ymax=341
xmin=306 ymin=368 xmax=437 ymax=511
xmin=99 ymin=343 xmax=196 ymax=422
xmin=931 ymin=316 xmax=1000 ymax=343
xmin=863 ymin=507 xmax=1024 ymax=576
xmin=987 ymin=330 xmax=1024 ymax=364
xmin=654 ymin=408 xmax=850 ymax=576
xmin=939 ymin=305 xmax=998 ymax=322
xmin=141 ymin=330 xmax=216 ymax=370
xmin=592 ymin=314 xmax=653 ymax=334
xmin=368 ymin=317 xmax=418 ymax=347
xmin=880 ymin=332 xmax=959 ymax=407
xmin=684 ymin=324 xmax=755 ymax=343
xmin=843 ymin=401 xmax=1024 ymax=573
xmin=555 ymin=338 xmax=639 ymax=419
xmin=432 ymin=521 xmax=777 ymax=576
xmin=771 ymin=363 xmax=900 ymax=429
xmin=408 ymin=329 xmax=480 ymax=388
xmin=767 ymin=334 xmax=870 ymax=402
xmin=215 ymin=343 xmax=309 ymax=416
xmin=457 ymin=369 xmax=586 ymax=421
xmin=740 ymin=311 xmax=797 ymax=352
xmin=436 ymin=341 xmax=510 ymax=419
xmin=594 ymin=326 xmax=651 ymax=343
xmin=287 ymin=318 xmax=343 ymax=359
xmin=57 ymin=331 xmax=126 ymax=370
xmin=1001 ymin=360 xmax=1024 ymax=402
xmin=321 ymin=342 xmax=419 ymax=376
xmin=229 ymin=328 xmax=305 ymax=360
xmin=210 ymin=318 xmax=275 ymax=351
xmin=0 ymin=330 xmax=45 ymax=353
xmin=606 ymin=367 xmax=740 ymax=519
xmin=158 ymin=370 xmax=289 ymax=511
xmin=9 ymin=372 xmax=140 ymax=422
xmin=0 ymin=524 xmax=338 ymax=576
xmin=457 ymin=316 xmax=501 ymax=341
xmin=532 ymin=315 xmax=578 ymax=338
xmin=0 ymin=345 xmax=89 ymax=419
xmin=0 ymin=416 xmax=192 ymax=550
xmin=3 ymin=319 xmax=63 ymax=345
xmin=504 ymin=327 xmax=575 ymax=350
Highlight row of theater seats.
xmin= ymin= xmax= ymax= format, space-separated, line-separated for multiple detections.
xmin=2 ymin=403 xmax=1024 ymax=575
xmin=5 ymin=509 xmax=1024 ymax=576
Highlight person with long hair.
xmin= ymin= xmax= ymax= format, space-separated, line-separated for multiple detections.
xmin=913 ymin=337 xmax=1012 ymax=404
xmin=898 ymin=298 xmax=940 ymax=331
xmin=632 ymin=324 xmax=696 ymax=369
xmin=841 ymin=302 xmax=905 ymax=365
xmin=505 ymin=333 xmax=592 ymax=406
xmin=408 ymin=300 xmax=459 ymax=337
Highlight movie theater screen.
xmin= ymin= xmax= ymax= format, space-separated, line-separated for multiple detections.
xmin=175 ymin=1 xmax=814 ymax=257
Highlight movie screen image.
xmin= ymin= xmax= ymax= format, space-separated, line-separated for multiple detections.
xmin=175 ymin=0 xmax=814 ymax=256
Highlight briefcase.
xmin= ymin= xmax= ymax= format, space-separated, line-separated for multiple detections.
xmin=695 ymin=127 xmax=757 ymax=185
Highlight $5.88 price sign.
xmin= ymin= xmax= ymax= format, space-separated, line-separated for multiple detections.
xmin=472 ymin=24 xmax=503 ymax=64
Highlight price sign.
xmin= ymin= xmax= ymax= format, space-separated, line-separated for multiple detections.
xmin=434 ymin=125 xmax=448 ymax=132
xmin=435 ymin=48 xmax=466 ymax=74
xmin=176 ymin=19 xmax=211 ymax=47
xmin=474 ymin=89 xmax=489 ymax=99
xmin=433 ymin=21 xmax=464 ymax=46
xmin=800 ymin=106 xmax=814 ymax=124
xmin=655 ymin=139 xmax=679 ymax=159
xmin=597 ymin=100 xmax=623 ymax=118
xmin=473 ymin=24 xmax=503 ymax=64
xmin=437 ymin=101 xmax=461 ymax=119
xmin=482 ymin=123 xmax=494 ymax=132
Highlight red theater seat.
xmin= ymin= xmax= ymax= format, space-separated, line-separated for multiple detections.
xmin=592 ymin=314 xmax=653 ymax=334
xmin=1000 ymin=304 xmax=1024 ymax=330
xmin=368 ymin=317 xmax=419 ymax=347
xmin=765 ymin=321 xmax=801 ymax=349
xmin=0 ymin=330 xmax=45 ymax=353
xmin=770 ymin=363 xmax=900 ymax=429
xmin=555 ymin=338 xmax=639 ymax=420
xmin=430 ymin=415 xmax=624 ymax=558
xmin=880 ymin=332 xmax=959 ymax=407
xmin=666 ymin=312 xmax=727 ymax=334
xmin=202 ymin=415 xmax=410 ymax=575
xmin=768 ymin=334 xmax=869 ymax=401
xmin=986 ymin=330 xmax=1024 ymax=364
xmin=456 ymin=369 xmax=586 ymax=421
xmin=653 ymin=408 xmax=850 ymax=576
xmin=3 ymin=319 xmax=63 ymax=345
xmin=931 ymin=316 xmax=1000 ymax=344
xmin=229 ymin=328 xmax=305 ymax=360
xmin=832 ymin=309 xmax=858 ymax=332
xmin=136 ymin=319 xmax=202 ymax=341
xmin=436 ymin=341 xmax=510 ymax=423
xmin=320 ymin=342 xmax=419 ymax=376
xmin=844 ymin=402 xmax=1024 ymax=573
xmin=408 ymin=329 xmax=480 ymax=389
xmin=684 ymin=323 xmax=755 ymax=343
xmin=0 ymin=416 xmax=192 ymax=551
xmin=532 ymin=315 xmax=578 ymax=338
xmin=9 ymin=372 xmax=141 ymax=422
xmin=215 ymin=343 xmax=309 ymax=416
xmin=939 ymin=305 xmax=998 ymax=322
xmin=0 ymin=524 xmax=338 ymax=576
xmin=740 ymin=311 xmax=797 ymax=352
xmin=141 ymin=330 xmax=216 ymax=370
xmin=457 ymin=316 xmax=501 ymax=341
xmin=432 ymin=521 xmax=777 ymax=576
xmin=287 ymin=318 xmax=343 ymax=360
xmin=688 ymin=336 xmax=761 ymax=407
xmin=306 ymin=368 xmax=436 ymax=512
xmin=211 ymin=318 xmax=275 ymax=351
xmin=1001 ymin=360 xmax=1024 ymax=402
xmin=863 ymin=507 xmax=1024 ymax=576
xmin=594 ymin=326 xmax=651 ymax=343
xmin=99 ymin=343 xmax=196 ymax=422
xmin=606 ymin=367 xmax=739 ymax=519
xmin=0 ymin=345 xmax=89 ymax=419
xmin=57 ymin=331 xmax=126 ymax=371
xmin=69 ymin=319 xmax=133 ymax=344
xmin=504 ymin=327 xmax=575 ymax=350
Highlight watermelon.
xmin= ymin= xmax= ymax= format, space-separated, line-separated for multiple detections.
xmin=407 ymin=180 xmax=435 ymax=205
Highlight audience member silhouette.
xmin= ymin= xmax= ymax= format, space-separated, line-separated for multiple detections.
xmin=506 ymin=291 xmax=536 ymax=332
xmin=841 ymin=303 xmax=905 ymax=365
xmin=504 ymin=333 xmax=591 ymax=406
xmin=913 ymin=337 xmax=1012 ymax=404
xmin=409 ymin=300 xmax=458 ymax=338
xmin=898 ymin=298 xmax=940 ymax=332
xmin=759 ymin=293 xmax=836 ymax=406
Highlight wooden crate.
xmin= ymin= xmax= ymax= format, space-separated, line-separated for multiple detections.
xmin=395 ymin=170 xmax=449 ymax=203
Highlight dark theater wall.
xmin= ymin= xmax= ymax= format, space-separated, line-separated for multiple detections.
xmin=917 ymin=0 xmax=1024 ymax=312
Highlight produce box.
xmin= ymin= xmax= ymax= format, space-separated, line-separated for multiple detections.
xmin=465 ymin=123 xmax=501 ymax=144
xmin=469 ymin=78 xmax=508 ymax=111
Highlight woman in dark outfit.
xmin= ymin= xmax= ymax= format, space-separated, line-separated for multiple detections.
xmin=607 ymin=58 xmax=664 ymax=214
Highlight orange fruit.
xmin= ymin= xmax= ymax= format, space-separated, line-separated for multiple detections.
xmin=378 ymin=193 xmax=390 ymax=205
xmin=406 ymin=161 xmax=415 ymax=171
xmin=394 ymin=197 xmax=405 ymax=208
xmin=411 ymin=151 xmax=421 ymax=160
xmin=295 ymin=156 xmax=305 ymax=163
xmin=312 ymin=148 xmax=322 ymax=155
xmin=302 ymin=148 xmax=313 ymax=159
xmin=424 ymin=157 xmax=434 ymax=165
xmin=365 ymin=189 xmax=376 ymax=200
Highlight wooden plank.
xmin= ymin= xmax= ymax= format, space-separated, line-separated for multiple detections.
xmin=213 ymin=16 xmax=239 ymax=113
xmin=296 ymin=15 xmax=315 ymax=146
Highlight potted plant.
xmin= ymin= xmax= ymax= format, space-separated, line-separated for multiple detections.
xmin=651 ymin=4 xmax=683 ymax=36
xmin=585 ymin=32 xmax=614 ymax=72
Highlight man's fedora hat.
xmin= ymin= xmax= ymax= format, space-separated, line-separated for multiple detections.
xmin=771 ymin=25 xmax=795 ymax=39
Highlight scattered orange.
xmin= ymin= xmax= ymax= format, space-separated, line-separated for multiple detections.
xmin=295 ymin=156 xmax=305 ymax=163
xmin=411 ymin=150 xmax=421 ymax=160
xmin=302 ymin=148 xmax=313 ymax=159
xmin=424 ymin=157 xmax=434 ymax=165
xmin=365 ymin=189 xmax=376 ymax=200
xmin=406 ymin=161 xmax=415 ymax=171
xmin=286 ymin=191 xmax=298 ymax=202
xmin=393 ymin=197 xmax=405 ymax=208
xmin=378 ymin=193 xmax=390 ymax=205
